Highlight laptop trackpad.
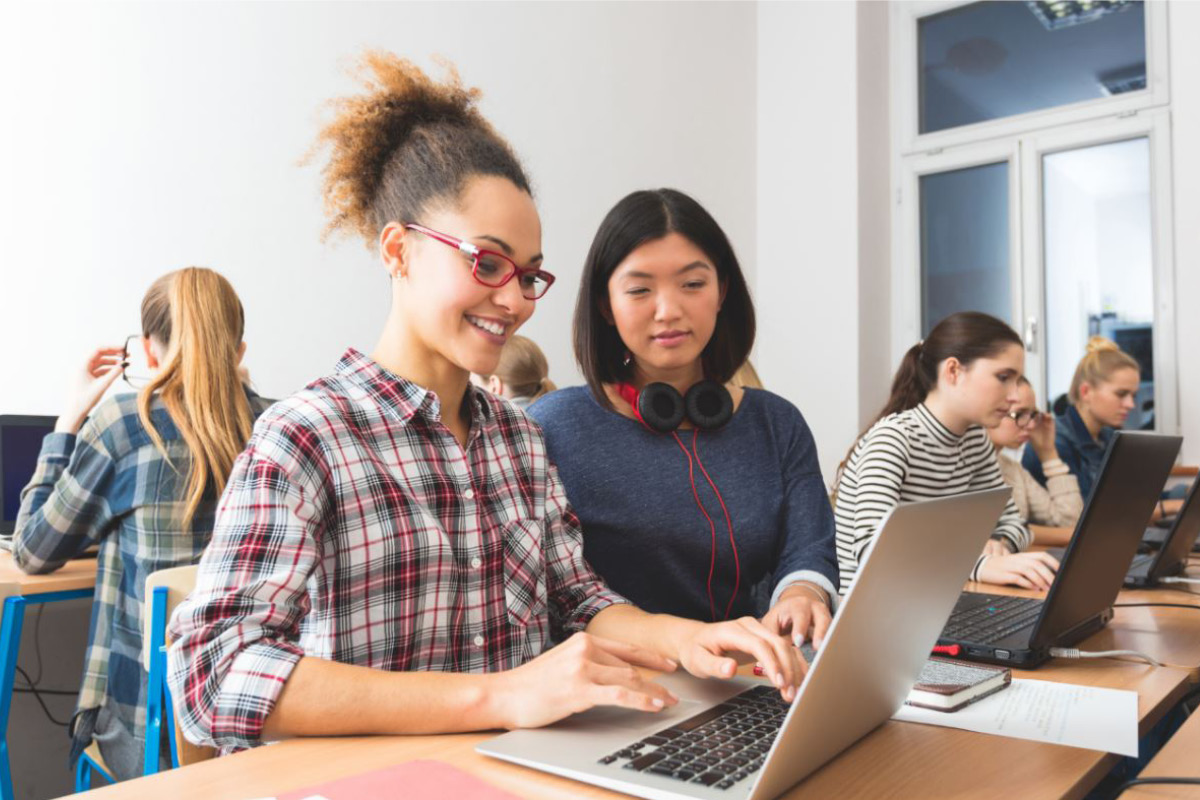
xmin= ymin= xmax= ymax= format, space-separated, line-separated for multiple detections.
xmin=552 ymin=673 xmax=758 ymax=732
xmin=554 ymin=699 xmax=709 ymax=731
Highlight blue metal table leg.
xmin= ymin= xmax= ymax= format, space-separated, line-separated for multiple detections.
xmin=0 ymin=597 xmax=28 ymax=800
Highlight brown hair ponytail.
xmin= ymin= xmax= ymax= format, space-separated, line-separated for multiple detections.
xmin=486 ymin=335 xmax=556 ymax=402
xmin=137 ymin=268 xmax=253 ymax=529
xmin=839 ymin=311 xmax=1023 ymax=475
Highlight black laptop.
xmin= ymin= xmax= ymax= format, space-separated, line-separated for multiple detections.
xmin=1141 ymin=490 xmax=1200 ymax=555
xmin=1118 ymin=476 xmax=1200 ymax=588
xmin=938 ymin=431 xmax=1182 ymax=668
xmin=0 ymin=415 xmax=57 ymax=539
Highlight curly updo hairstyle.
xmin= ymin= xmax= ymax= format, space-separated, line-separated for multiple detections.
xmin=310 ymin=51 xmax=531 ymax=245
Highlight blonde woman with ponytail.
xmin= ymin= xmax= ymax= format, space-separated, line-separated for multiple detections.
xmin=474 ymin=335 xmax=556 ymax=409
xmin=12 ymin=267 xmax=270 ymax=780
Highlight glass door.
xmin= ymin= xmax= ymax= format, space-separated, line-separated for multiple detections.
xmin=1020 ymin=110 xmax=1176 ymax=431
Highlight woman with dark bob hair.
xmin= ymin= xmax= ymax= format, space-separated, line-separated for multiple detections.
xmin=530 ymin=189 xmax=837 ymax=655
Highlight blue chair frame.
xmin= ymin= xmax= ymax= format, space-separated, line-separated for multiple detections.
xmin=143 ymin=585 xmax=180 ymax=775
xmin=0 ymin=589 xmax=93 ymax=800
xmin=71 ymin=585 xmax=180 ymax=792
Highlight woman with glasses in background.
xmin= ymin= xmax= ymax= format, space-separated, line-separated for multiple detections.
xmin=12 ymin=267 xmax=270 ymax=780
xmin=987 ymin=377 xmax=1083 ymax=545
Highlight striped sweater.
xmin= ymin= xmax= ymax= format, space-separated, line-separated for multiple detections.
xmin=833 ymin=404 xmax=1029 ymax=594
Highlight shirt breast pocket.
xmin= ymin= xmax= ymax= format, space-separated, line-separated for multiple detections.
xmin=502 ymin=519 xmax=548 ymax=628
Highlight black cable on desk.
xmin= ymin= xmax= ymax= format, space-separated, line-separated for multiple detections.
xmin=1117 ymin=776 xmax=1200 ymax=796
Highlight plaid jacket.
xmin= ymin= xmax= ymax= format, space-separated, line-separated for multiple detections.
xmin=13 ymin=388 xmax=271 ymax=749
xmin=167 ymin=349 xmax=626 ymax=752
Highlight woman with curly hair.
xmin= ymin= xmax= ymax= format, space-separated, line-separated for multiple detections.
xmin=167 ymin=52 xmax=804 ymax=753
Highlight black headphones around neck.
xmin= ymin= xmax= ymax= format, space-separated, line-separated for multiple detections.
xmin=617 ymin=380 xmax=734 ymax=434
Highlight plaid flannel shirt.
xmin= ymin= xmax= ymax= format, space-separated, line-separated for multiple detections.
xmin=167 ymin=349 xmax=626 ymax=752
xmin=13 ymin=389 xmax=271 ymax=750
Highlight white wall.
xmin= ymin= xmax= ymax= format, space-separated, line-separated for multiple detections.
xmin=1 ymin=0 xmax=1193 ymax=467
xmin=0 ymin=1 xmax=757 ymax=412
xmin=757 ymin=1 xmax=863 ymax=482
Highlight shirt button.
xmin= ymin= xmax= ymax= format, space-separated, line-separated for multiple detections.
xmin=464 ymin=488 xmax=475 ymax=500
xmin=473 ymin=635 xmax=485 ymax=647
xmin=470 ymin=557 xmax=482 ymax=568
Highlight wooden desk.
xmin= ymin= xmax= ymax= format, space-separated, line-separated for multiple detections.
xmin=70 ymin=660 xmax=1189 ymax=800
xmin=0 ymin=552 xmax=98 ymax=800
xmin=1085 ymin=558 xmax=1200 ymax=681
xmin=0 ymin=552 xmax=99 ymax=596
xmin=1123 ymin=708 xmax=1200 ymax=799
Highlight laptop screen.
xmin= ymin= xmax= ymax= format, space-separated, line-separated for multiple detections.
xmin=1030 ymin=431 xmax=1182 ymax=649
xmin=1 ymin=416 xmax=57 ymax=533
xmin=1154 ymin=476 xmax=1200 ymax=574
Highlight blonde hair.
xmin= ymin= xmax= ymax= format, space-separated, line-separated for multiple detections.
xmin=486 ymin=336 xmax=556 ymax=402
xmin=1068 ymin=336 xmax=1140 ymax=405
xmin=731 ymin=360 xmax=764 ymax=390
xmin=136 ymin=268 xmax=254 ymax=529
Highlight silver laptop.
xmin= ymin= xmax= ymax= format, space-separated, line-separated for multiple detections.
xmin=478 ymin=488 xmax=1009 ymax=800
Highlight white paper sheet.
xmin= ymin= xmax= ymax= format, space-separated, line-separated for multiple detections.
xmin=893 ymin=678 xmax=1139 ymax=757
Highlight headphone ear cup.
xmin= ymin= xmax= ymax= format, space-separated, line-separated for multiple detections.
xmin=638 ymin=382 xmax=686 ymax=433
xmin=685 ymin=380 xmax=734 ymax=431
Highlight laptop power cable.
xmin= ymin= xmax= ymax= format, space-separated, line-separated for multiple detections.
xmin=1048 ymin=648 xmax=1162 ymax=667
xmin=1155 ymin=576 xmax=1200 ymax=586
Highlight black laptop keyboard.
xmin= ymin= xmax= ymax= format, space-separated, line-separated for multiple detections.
xmin=596 ymin=685 xmax=787 ymax=790
xmin=942 ymin=593 xmax=1043 ymax=642
xmin=1130 ymin=552 xmax=1155 ymax=570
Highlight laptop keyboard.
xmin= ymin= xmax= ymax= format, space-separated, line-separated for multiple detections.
xmin=597 ymin=685 xmax=787 ymax=790
xmin=1130 ymin=552 xmax=1155 ymax=570
xmin=942 ymin=593 xmax=1043 ymax=643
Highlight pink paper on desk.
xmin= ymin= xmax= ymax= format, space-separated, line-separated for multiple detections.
xmin=276 ymin=759 xmax=522 ymax=800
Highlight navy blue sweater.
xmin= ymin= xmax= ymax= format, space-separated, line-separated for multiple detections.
xmin=528 ymin=387 xmax=838 ymax=621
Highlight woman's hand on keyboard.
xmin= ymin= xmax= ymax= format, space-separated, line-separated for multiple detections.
xmin=977 ymin=551 xmax=1060 ymax=592
xmin=761 ymin=584 xmax=832 ymax=650
xmin=493 ymin=632 xmax=681 ymax=729
xmin=676 ymin=617 xmax=804 ymax=703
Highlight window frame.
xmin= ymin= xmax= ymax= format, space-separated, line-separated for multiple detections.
xmin=892 ymin=138 xmax=1023 ymax=366
xmin=892 ymin=0 xmax=1171 ymax=155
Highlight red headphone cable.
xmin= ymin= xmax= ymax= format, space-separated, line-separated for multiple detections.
xmin=672 ymin=431 xmax=720 ymax=622
xmin=691 ymin=429 xmax=741 ymax=620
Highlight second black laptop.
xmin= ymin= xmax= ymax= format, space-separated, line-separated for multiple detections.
xmin=938 ymin=431 xmax=1182 ymax=668
xmin=1117 ymin=475 xmax=1200 ymax=588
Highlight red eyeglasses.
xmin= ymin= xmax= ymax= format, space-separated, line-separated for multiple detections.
xmin=404 ymin=223 xmax=555 ymax=300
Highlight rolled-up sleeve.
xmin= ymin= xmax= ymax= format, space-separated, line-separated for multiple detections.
xmin=167 ymin=422 xmax=328 ymax=751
